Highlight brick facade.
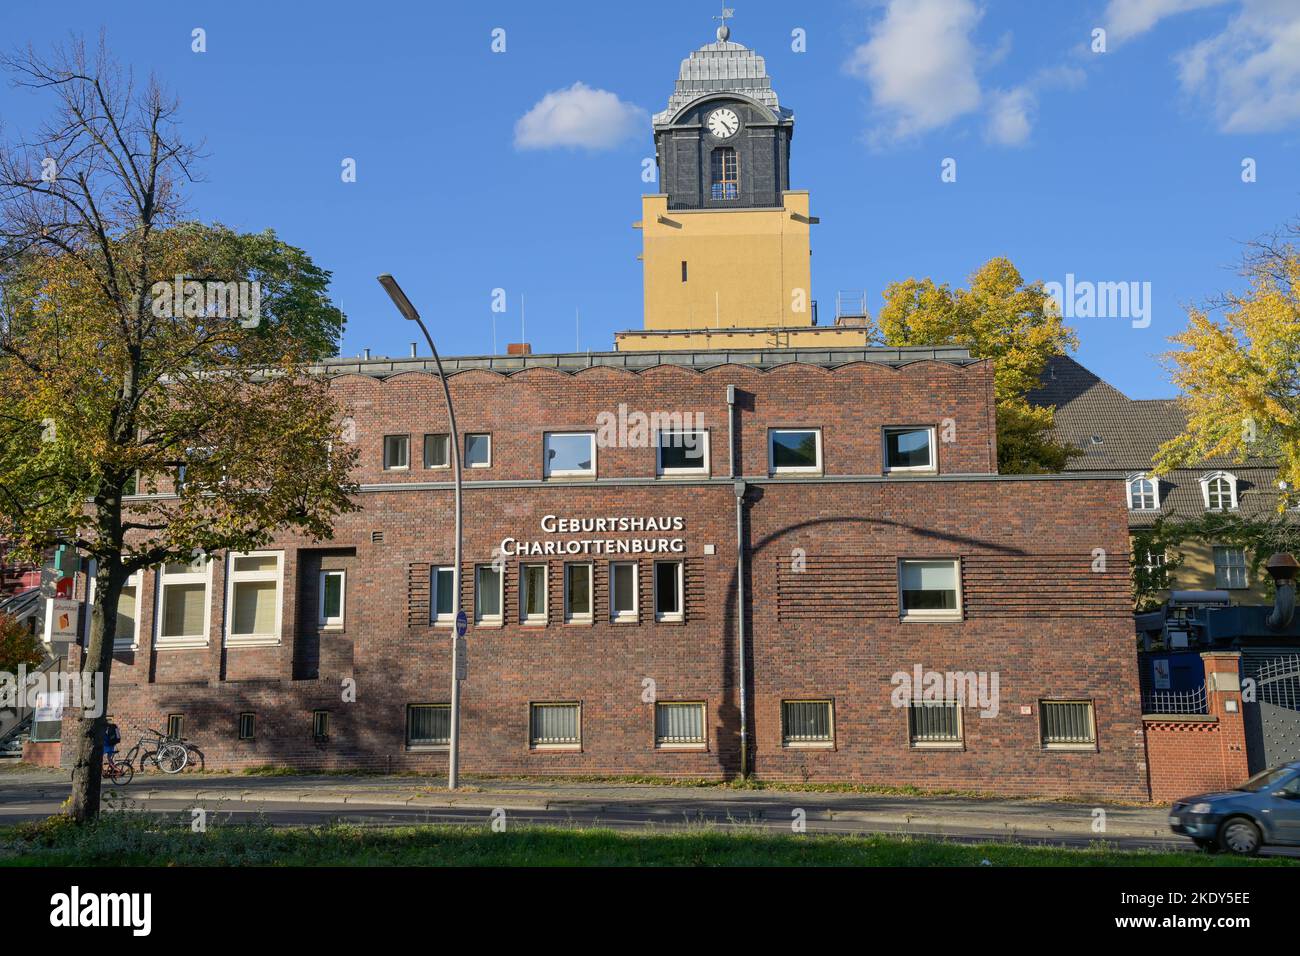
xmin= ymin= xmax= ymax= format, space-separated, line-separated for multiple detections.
xmin=61 ymin=351 xmax=1150 ymax=799
xmin=1144 ymin=652 xmax=1250 ymax=801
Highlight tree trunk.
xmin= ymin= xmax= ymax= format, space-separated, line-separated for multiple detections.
xmin=67 ymin=559 xmax=123 ymax=823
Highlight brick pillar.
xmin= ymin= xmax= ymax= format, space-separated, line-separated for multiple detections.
xmin=1201 ymin=651 xmax=1249 ymax=787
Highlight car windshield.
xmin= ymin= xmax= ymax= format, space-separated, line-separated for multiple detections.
xmin=1237 ymin=767 xmax=1297 ymax=792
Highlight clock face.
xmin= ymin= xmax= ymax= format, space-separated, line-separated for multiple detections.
xmin=707 ymin=107 xmax=740 ymax=139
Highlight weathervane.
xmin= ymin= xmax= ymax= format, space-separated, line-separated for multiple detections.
xmin=713 ymin=5 xmax=734 ymax=41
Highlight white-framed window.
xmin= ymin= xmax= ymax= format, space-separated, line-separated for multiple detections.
xmin=656 ymin=429 xmax=710 ymax=476
xmin=155 ymin=556 xmax=212 ymax=648
xmin=465 ymin=433 xmax=492 ymax=468
xmin=1213 ymin=546 xmax=1248 ymax=589
xmin=1040 ymin=700 xmax=1096 ymax=750
xmin=655 ymin=702 xmax=706 ymax=748
xmin=318 ymin=569 xmax=345 ymax=629
xmin=781 ymin=700 xmax=834 ymax=747
xmin=226 ymin=551 xmax=283 ymax=646
xmin=475 ymin=564 xmax=503 ymax=625
xmin=530 ymin=702 xmax=581 ymax=749
xmin=898 ymin=559 xmax=962 ymax=621
xmin=653 ymin=560 xmax=684 ymax=623
xmin=610 ymin=561 xmax=638 ymax=623
xmin=407 ymin=703 xmax=450 ymax=749
xmin=884 ymin=426 xmax=936 ymax=473
xmin=564 ymin=563 xmax=593 ymax=623
xmin=520 ymin=563 xmax=548 ymax=625
xmin=1127 ymin=473 xmax=1160 ymax=510
xmin=543 ymin=432 xmax=596 ymax=478
xmin=85 ymin=563 xmax=144 ymax=650
xmin=423 ymin=433 xmax=449 ymax=469
xmin=1201 ymin=471 xmax=1238 ymax=511
xmin=383 ymin=434 xmax=410 ymax=471
xmin=432 ymin=566 xmax=456 ymax=625
xmin=908 ymin=702 xmax=963 ymax=748
xmin=769 ymin=428 xmax=822 ymax=475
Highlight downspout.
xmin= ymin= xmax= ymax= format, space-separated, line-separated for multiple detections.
xmin=726 ymin=385 xmax=736 ymax=479
xmin=734 ymin=478 xmax=748 ymax=779
xmin=727 ymin=385 xmax=748 ymax=777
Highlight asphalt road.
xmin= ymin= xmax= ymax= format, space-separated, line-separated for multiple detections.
xmin=0 ymin=771 xmax=1252 ymax=855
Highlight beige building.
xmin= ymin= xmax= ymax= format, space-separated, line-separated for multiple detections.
xmin=1030 ymin=355 xmax=1289 ymax=605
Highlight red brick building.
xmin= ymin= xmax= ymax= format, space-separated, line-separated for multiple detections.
xmin=63 ymin=345 xmax=1150 ymax=799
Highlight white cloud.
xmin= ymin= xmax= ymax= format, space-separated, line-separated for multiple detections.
xmin=845 ymin=0 xmax=984 ymax=144
xmin=1103 ymin=0 xmax=1229 ymax=44
xmin=1174 ymin=0 xmax=1300 ymax=132
xmin=514 ymin=82 xmax=646 ymax=150
xmin=985 ymin=88 xmax=1034 ymax=145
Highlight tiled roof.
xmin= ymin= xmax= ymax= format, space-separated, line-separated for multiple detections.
xmin=1029 ymin=355 xmax=1285 ymax=521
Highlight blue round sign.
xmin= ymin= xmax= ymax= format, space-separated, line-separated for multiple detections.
xmin=455 ymin=610 xmax=468 ymax=638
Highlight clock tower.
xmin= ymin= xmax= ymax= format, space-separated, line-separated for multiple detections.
xmin=628 ymin=19 xmax=816 ymax=343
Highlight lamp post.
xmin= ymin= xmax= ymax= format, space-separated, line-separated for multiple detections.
xmin=377 ymin=274 xmax=464 ymax=790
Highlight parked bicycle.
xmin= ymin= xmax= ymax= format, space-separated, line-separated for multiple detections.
xmin=123 ymin=728 xmax=189 ymax=774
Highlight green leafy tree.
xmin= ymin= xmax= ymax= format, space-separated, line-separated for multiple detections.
xmin=871 ymin=258 xmax=1079 ymax=473
xmin=0 ymin=38 xmax=358 ymax=822
xmin=0 ymin=613 xmax=43 ymax=673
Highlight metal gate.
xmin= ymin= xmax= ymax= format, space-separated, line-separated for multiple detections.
xmin=1244 ymin=653 xmax=1300 ymax=772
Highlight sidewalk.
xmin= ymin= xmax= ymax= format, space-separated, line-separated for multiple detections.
xmin=0 ymin=766 xmax=1174 ymax=839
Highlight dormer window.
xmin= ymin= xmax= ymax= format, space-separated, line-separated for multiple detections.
xmin=1201 ymin=472 xmax=1238 ymax=511
xmin=710 ymin=147 xmax=738 ymax=200
xmin=1126 ymin=474 xmax=1159 ymax=511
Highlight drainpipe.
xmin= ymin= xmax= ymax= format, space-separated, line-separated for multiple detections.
xmin=734 ymin=478 xmax=749 ymax=778
xmin=726 ymin=385 xmax=736 ymax=479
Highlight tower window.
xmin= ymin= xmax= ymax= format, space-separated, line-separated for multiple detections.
xmin=711 ymin=147 xmax=738 ymax=200
xmin=681 ymin=260 xmax=688 ymax=282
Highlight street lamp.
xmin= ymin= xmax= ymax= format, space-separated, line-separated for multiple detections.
xmin=377 ymin=274 xmax=464 ymax=790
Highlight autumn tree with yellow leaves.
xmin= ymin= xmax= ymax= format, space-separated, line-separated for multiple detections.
xmin=870 ymin=257 xmax=1079 ymax=473
xmin=0 ymin=39 xmax=358 ymax=822
xmin=1156 ymin=225 xmax=1300 ymax=508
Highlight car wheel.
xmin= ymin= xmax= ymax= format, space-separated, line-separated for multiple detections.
xmin=1192 ymin=838 xmax=1219 ymax=853
xmin=1219 ymin=817 xmax=1262 ymax=856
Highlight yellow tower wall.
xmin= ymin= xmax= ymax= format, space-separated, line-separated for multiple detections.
xmin=637 ymin=191 xmax=813 ymax=331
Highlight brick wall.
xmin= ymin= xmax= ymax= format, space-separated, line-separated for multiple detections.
xmin=1144 ymin=652 xmax=1250 ymax=802
xmin=60 ymin=359 xmax=1149 ymax=799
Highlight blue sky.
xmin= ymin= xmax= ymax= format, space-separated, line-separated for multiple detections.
xmin=2 ymin=0 xmax=1298 ymax=398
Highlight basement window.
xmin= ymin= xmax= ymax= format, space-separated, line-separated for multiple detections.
xmin=166 ymin=714 xmax=185 ymax=739
xmin=908 ymin=702 xmax=963 ymax=749
xmin=655 ymin=702 xmax=706 ymax=748
xmin=1039 ymin=700 xmax=1096 ymax=750
xmin=407 ymin=704 xmax=450 ymax=749
xmin=781 ymin=700 xmax=834 ymax=748
xmin=530 ymin=702 xmax=581 ymax=749
xmin=238 ymin=713 xmax=255 ymax=740
xmin=312 ymin=710 xmax=330 ymax=742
